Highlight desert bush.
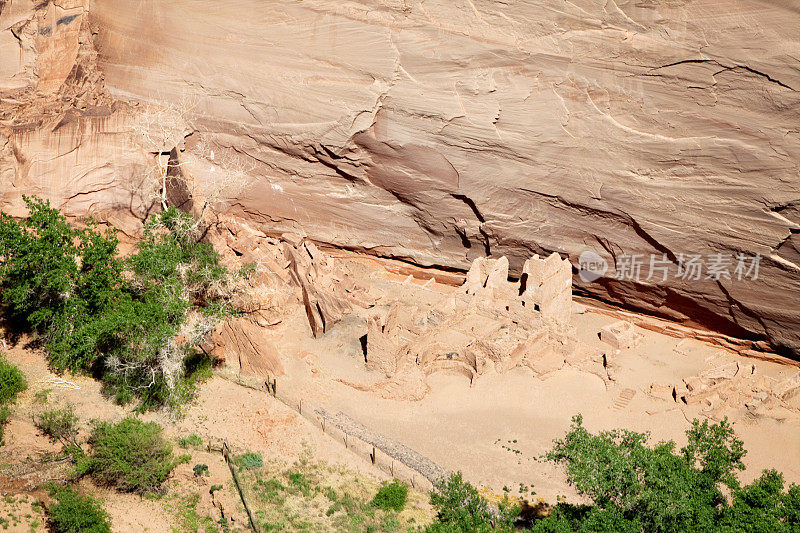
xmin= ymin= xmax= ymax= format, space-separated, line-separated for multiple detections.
xmin=35 ymin=405 xmax=82 ymax=458
xmin=0 ymin=405 xmax=10 ymax=444
xmin=193 ymin=463 xmax=209 ymax=477
xmin=79 ymin=417 xmax=175 ymax=493
xmin=0 ymin=353 xmax=26 ymax=445
xmin=0 ymin=198 xmax=230 ymax=410
xmin=0 ymin=353 xmax=26 ymax=405
xmin=238 ymin=452 xmax=264 ymax=470
xmin=427 ymin=472 xmax=517 ymax=532
xmin=180 ymin=433 xmax=203 ymax=448
xmin=46 ymin=485 xmax=111 ymax=533
xmin=371 ymin=480 xmax=408 ymax=512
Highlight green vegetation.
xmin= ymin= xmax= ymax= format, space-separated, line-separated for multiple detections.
xmin=0 ymin=493 xmax=45 ymax=531
xmin=424 ymin=417 xmax=800 ymax=532
xmin=0 ymin=405 xmax=9 ymax=445
xmin=237 ymin=452 xmax=263 ymax=471
xmin=179 ymin=433 xmax=204 ymax=448
xmin=0 ymin=353 xmax=26 ymax=404
xmin=77 ymin=417 xmax=175 ymax=494
xmin=0 ymin=198 xmax=231 ymax=410
xmin=34 ymin=405 xmax=82 ymax=459
xmin=427 ymin=472 xmax=518 ymax=532
xmin=170 ymin=492 xmax=222 ymax=533
xmin=46 ymin=485 xmax=111 ymax=533
xmin=529 ymin=415 xmax=800 ymax=532
xmin=371 ymin=480 xmax=409 ymax=512
xmin=193 ymin=463 xmax=210 ymax=477
xmin=235 ymin=453 xmax=430 ymax=532
xmin=0 ymin=353 xmax=26 ymax=444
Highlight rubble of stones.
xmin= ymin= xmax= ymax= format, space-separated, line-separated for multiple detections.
xmin=650 ymin=361 xmax=800 ymax=423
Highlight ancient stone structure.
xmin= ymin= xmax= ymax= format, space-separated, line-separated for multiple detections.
xmin=521 ymin=254 xmax=573 ymax=326
xmin=599 ymin=321 xmax=642 ymax=351
xmin=361 ymin=254 xmax=576 ymax=397
xmin=650 ymin=363 xmax=800 ymax=423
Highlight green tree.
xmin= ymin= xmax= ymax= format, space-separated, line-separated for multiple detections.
xmin=531 ymin=416 xmax=800 ymax=532
xmin=427 ymin=472 xmax=518 ymax=532
xmin=0 ymin=198 xmax=228 ymax=410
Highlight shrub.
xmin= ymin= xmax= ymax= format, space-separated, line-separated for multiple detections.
xmin=193 ymin=463 xmax=209 ymax=477
xmin=0 ymin=198 xmax=230 ymax=410
xmin=179 ymin=433 xmax=203 ymax=448
xmin=427 ymin=472 xmax=517 ymax=532
xmin=35 ymin=405 xmax=82 ymax=459
xmin=0 ymin=353 xmax=26 ymax=405
xmin=46 ymin=485 xmax=111 ymax=533
xmin=238 ymin=452 xmax=263 ymax=470
xmin=0 ymin=404 xmax=10 ymax=444
xmin=80 ymin=417 xmax=175 ymax=493
xmin=371 ymin=480 xmax=408 ymax=512
xmin=35 ymin=405 xmax=79 ymax=443
xmin=0 ymin=354 xmax=26 ymax=445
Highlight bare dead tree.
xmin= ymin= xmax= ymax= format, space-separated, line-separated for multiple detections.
xmin=130 ymin=102 xmax=191 ymax=212
xmin=130 ymin=101 xmax=253 ymax=229
xmin=186 ymin=137 xmax=254 ymax=229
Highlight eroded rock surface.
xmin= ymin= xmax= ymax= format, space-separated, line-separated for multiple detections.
xmin=2 ymin=0 xmax=800 ymax=356
xmin=282 ymin=235 xmax=374 ymax=337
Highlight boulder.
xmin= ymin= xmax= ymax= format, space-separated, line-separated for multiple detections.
xmin=282 ymin=236 xmax=373 ymax=337
xmin=599 ymin=321 xmax=642 ymax=350
xmin=211 ymin=318 xmax=285 ymax=377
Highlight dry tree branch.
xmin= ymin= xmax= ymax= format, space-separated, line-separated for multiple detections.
xmin=129 ymin=101 xmax=193 ymax=211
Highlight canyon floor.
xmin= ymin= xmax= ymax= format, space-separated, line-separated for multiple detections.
xmin=0 ymin=338 xmax=433 ymax=532
xmin=257 ymin=253 xmax=800 ymax=502
xmin=1 ymin=248 xmax=799 ymax=532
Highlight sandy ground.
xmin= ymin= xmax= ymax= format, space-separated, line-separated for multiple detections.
xmin=0 ymin=338 xmax=400 ymax=532
xmin=261 ymin=258 xmax=800 ymax=502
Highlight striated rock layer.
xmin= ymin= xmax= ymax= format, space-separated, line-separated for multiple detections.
xmin=2 ymin=1 xmax=800 ymax=357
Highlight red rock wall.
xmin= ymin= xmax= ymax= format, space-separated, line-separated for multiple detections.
xmin=2 ymin=0 xmax=799 ymax=357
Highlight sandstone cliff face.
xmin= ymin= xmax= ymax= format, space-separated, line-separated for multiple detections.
xmin=2 ymin=1 xmax=800 ymax=356
xmin=0 ymin=0 xmax=149 ymax=229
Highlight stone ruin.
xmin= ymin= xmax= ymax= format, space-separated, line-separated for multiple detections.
xmin=599 ymin=320 xmax=642 ymax=351
xmin=203 ymin=220 xmax=375 ymax=377
xmin=360 ymin=253 xmax=577 ymax=398
xmin=282 ymin=234 xmax=374 ymax=337
xmin=649 ymin=361 xmax=800 ymax=422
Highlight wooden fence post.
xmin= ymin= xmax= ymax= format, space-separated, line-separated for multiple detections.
xmin=222 ymin=442 xmax=260 ymax=533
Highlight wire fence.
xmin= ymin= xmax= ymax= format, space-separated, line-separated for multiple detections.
xmin=232 ymin=374 xmax=447 ymax=492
